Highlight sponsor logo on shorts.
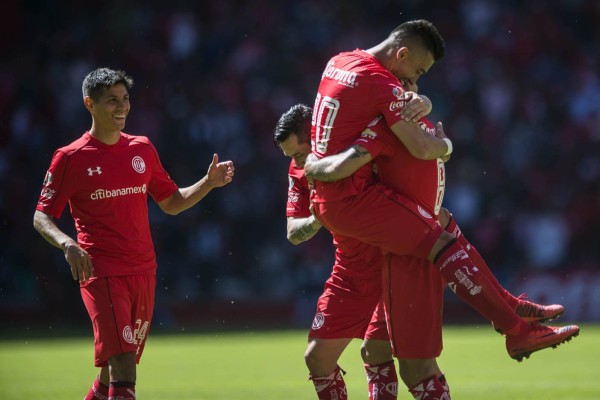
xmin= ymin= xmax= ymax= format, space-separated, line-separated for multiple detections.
xmin=132 ymin=156 xmax=146 ymax=173
xmin=418 ymin=205 xmax=432 ymax=219
xmin=123 ymin=325 xmax=134 ymax=344
xmin=312 ymin=312 xmax=325 ymax=330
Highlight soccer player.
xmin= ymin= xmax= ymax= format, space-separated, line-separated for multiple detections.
xmin=305 ymin=18 xmax=578 ymax=368
xmin=274 ymin=104 xmax=399 ymax=400
xmin=33 ymin=68 xmax=234 ymax=400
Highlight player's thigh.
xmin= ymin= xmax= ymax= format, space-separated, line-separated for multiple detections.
xmin=317 ymin=184 xmax=443 ymax=259
xmin=309 ymin=286 xmax=380 ymax=340
xmin=382 ymin=255 xmax=445 ymax=359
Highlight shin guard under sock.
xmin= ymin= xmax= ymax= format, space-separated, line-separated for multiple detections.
xmin=84 ymin=377 xmax=109 ymax=400
xmin=310 ymin=366 xmax=348 ymax=400
xmin=108 ymin=382 xmax=135 ymax=400
xmin=434 ymin=239 xmax=525 ymax=334
xmin=364 ymin=361 xmax=398 ymax=399
xmin=408 ymin=374 xmax=450 ymax=400
xmin=445 ymin=216 xmax=518 ymax=309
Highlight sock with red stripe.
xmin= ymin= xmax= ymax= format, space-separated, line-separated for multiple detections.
xmin=365 ymin=361 xmax=398 ymax=399
xmin=434 ymin=239 xmax=526 ymax=335
xmin=310 ymin=366 xmax=348 ymax=400
xmin=108 ymin=382 xmax=135 ymax=400
xmin=84 ymin=377 xmax=109 ymax=400
xmin=408 ymin=374 xmax=450 ymax=400
xmin=445 ymin=215 xmax=518 ymax=309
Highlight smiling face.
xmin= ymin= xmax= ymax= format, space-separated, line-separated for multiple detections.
xmin=84 ymin=82 xmax=130 ymax=136
xmin=279 ymin=132 xmax=312 ymax=168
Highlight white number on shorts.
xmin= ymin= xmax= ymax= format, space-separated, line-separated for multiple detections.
xmin=133 ymin=319 xmax=149 ymax=346
xmin=435 ymin=158 xmax=446 ymax=215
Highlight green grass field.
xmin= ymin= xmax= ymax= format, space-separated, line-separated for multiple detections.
xmin=1 ymin=324 xmax=597 ymax=399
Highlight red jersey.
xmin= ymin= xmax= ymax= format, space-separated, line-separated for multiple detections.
xmin=36 ymin=131 xmax=179 ymax=278
xmin=356 ymin=116 xmax=446 ymax=217
xmin=285 ymin=160 xmax=382 ymax=297
xmin=286 ymin=160 xmax=312 ymax=218
xmin=311 ymin=50 xmax=409 ymax=202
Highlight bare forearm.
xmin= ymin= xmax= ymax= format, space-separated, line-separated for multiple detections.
xmin=33 ymin=210 xmax=76 ymax=250
xmin=390 ymin=120 xmax=450 ymax=160
xmin=161 ymin=176 xmax=215 ymax=215
xmin=287 ymin=216 xmax=322 ymax=245
xmin=305 ymin=145 xmax=372 ymax=182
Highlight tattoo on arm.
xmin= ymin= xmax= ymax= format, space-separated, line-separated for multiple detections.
xmin=288 ymin=216 xmax=321 ymax=244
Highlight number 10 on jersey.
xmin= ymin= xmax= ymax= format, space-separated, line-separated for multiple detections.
xmin=312 ymin=93 xmax=340 ymax=155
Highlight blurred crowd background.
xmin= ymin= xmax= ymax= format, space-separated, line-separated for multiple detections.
xmin=1 ymin=0 xmax=599 ymax=334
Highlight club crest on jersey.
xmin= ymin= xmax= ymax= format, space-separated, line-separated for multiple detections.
xmin=132 ymin=156 xmax=146 ymax=173
xmin=87 ymin=166 xmax=102 ymax=176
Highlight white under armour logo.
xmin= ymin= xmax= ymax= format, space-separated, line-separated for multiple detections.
xmin=87 ymin=166 xmax=102 ymax=176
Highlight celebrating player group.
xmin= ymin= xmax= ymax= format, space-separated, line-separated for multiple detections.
xmin=33 ymin=18 xmax=579 ymax=400
xmin=274 ymin=19 xmax=579 ymax=400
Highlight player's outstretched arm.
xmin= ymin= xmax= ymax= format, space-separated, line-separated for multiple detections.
xmin=158 ymin=154 xmax=234 ymax=215
xmin=286 ymin=215 xmax=322 ymax=245
xmin=33 ymin=210 xmax=94 ymax=282
xmin=304 ymin=144 xmax=373 ymax=182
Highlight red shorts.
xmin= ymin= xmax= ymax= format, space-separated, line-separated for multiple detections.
xmin=309 ymin=285 xmax=388 ymax=341
xmin=314 ymin=183 xmax=443 ymax=260
xmin=382 ymin=254 xmax=445 ymax=359
xmin=80 ymin=274 xmax=155 ymax=367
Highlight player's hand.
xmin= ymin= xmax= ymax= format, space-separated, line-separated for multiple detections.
xmin=434 ymin=122 xmax=451 ymax=162
xmin=434 ymin=121 xmax=447 ymax=139
xmin=206 ymin=153 xmax=234 ymax=188
xmin=401 ymin=92 xmax=432 ymax=122
xmin=63 ymin=242 xmax=94 ymax=282
xmin=400 ymin=79 xmax=432 ymax=122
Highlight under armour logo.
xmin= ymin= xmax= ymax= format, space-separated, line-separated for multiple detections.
xmin=87 ymin=166 xmax=102 ymax=176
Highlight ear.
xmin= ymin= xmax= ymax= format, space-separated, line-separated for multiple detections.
xmin=396 ymin=47 xmax=409 ymax=60
xmin=83 ymin=96 xmax=94 ymax=112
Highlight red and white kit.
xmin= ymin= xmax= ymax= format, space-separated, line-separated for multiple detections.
xmin=287 ymin=160 xmax=387 ymax=341
xmin=310 ymin=49 xmax=443 ymax=259
xmin=357 ymin=116 xmax=446 ymax=358
xmin=36 ymin=131 xmax=178 ymax=366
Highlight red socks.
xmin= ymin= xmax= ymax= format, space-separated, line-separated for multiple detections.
xmin=445 ymin=216 xmax=518 ymax=309
xmin=364 ymin=361 xmax=398 ymax=399
xmin=108 ymin=382 xmax=136 ymax=400
xmin=434 ymin=238 xmax=525 ymax=334
xmin=408 ymin=374 xmax=450 ymax=400
xmin=84 ymin=377 xmax=109 ymax=400
xmin=310 ymin=366 xmax=347 ymax=400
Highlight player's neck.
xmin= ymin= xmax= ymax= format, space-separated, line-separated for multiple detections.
xmin=89 ymin=124 xmax=121 ymax=145
xmin=365 ymin=42 xmax=394 ymax=70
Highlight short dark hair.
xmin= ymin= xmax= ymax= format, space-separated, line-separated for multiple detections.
xmin=389 ymin=19 xmax=445 ymax=61
xmin=273 ymin=104 xmax=313 ymax=148
xmin=82 ymin=68 xmax=134 ymax=101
